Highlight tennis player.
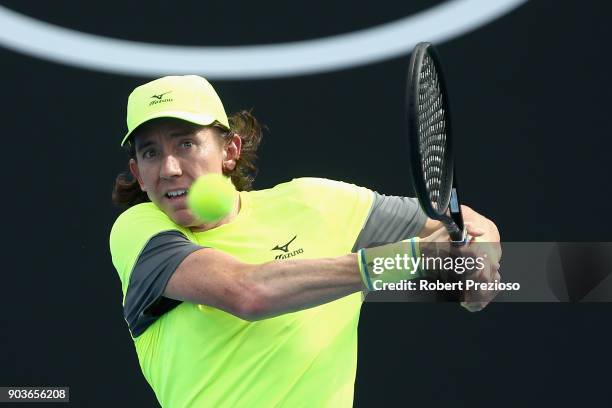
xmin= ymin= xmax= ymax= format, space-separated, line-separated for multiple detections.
xmin=109 ymin=75 xmax=500 ymax=407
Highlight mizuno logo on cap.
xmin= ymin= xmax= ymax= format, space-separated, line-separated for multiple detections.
xmin=149 ymin=91 xmax=173 ymax=106
xmin=151 ymin=91 xmax=172 ymax=100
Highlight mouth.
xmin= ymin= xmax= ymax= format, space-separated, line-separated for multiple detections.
xmin=164 ymin=188 xmax=189 ymax=200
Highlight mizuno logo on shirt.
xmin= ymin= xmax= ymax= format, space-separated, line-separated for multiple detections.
xmin=272 ymin=235 xmax=304 ymax=259
xmin=272 ymin=235 xmax=297 ymax=252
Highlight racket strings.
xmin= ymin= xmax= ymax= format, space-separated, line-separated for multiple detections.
xmin=417 ymin=54 xmax=449 ymax=212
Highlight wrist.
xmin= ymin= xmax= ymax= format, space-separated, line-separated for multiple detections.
xmin=357 ymin=238 xmax=423 ymax=291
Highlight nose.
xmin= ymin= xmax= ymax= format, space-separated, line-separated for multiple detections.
xmin=160 ymin=154 xmax=182 ymax=179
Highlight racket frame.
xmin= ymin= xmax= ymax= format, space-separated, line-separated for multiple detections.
xmin=407 ymin=42 xmax=466 ymax=243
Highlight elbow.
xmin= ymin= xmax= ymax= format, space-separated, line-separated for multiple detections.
xmin=234 ymin=298 xmax=265 ymax=322
xmin=231 ymin=277 xmax=270 ymax=322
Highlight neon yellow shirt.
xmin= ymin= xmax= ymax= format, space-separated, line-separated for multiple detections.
xmin=110 ymin=178 xmax=374 ymax=407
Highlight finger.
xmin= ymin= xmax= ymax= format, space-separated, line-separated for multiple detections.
xmin=461 ymin=301 xmax=485 ymax=312
xmin=464 ymin=222 xmax=485 ymax=237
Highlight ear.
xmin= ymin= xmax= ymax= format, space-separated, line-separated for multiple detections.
xmin=129 ymin=158 xmax=146 ymax=191
xmin=222 ymin=134 xmax=242 ymax=172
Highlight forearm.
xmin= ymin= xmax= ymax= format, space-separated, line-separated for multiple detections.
xmin=165 ymin=248 xmax=365 ymax=321
xmin=167 ymin=239 xmax=423 ymax=320
xmin=240 ymin=254 xmax=363 ymax=320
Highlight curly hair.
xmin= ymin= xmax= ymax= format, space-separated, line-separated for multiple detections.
xmin=111 ymin=110 xmax=263 ymax=208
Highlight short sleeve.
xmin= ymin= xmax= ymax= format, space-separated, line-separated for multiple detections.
xmin=110 ymin=203 xmax=192 ymax=295
xmin=352 ymin=193 xmax=427 ymax=250
xmin=123 ymin=230 xmax=203 ymax=337
xmin=109 ymin=203 xmax=202 ymax=336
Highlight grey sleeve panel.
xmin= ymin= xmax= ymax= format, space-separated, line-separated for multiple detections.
xmin=124 ymin=230 xmax=204 ymax=338
xmin=352 ymin=193 xmax=428 ymax=251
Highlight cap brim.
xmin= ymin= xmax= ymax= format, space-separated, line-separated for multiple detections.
xmin=121 ymin=111 xmax=217 ymax=146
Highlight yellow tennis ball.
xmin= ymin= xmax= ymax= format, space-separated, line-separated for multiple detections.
xmin=187 ymin=173 xmax=237 ymax=222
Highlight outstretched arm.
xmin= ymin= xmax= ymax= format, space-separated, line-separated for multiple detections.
xmin=164 ymin=249 xmax=363 ymax=321
xmin=163 ymin=222 xmax=496 ymax=321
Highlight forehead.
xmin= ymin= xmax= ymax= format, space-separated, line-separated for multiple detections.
xmin=131 ymin=118 xmax=203 ymax=148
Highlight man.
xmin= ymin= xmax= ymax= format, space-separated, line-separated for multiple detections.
xmin=110 ymin=75 xmax=500 ymax=407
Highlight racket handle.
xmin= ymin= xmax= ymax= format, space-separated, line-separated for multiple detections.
xmin=444 ymin=219 xmax=467 ymax=245
xmin=450 ymin=229 xmax=468 ymax=246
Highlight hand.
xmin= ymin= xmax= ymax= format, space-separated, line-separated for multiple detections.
xmin=458 ymin=206 xmax=502 ymax=311
xmin=461 ymin=222 xmax=501 ymax=312
xmin=460 ymin=254 xmax=501 ymax=312
xmin=419 ymin=223 xmax=487 ymax=280
xmin=461 ymin=205 xmax=502 ymax=260
xmin=419 ymin=222 xmax=502 ymax=311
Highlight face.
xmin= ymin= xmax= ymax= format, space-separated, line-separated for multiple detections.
xmin=129 ymin=118 xmax=241 ymax=228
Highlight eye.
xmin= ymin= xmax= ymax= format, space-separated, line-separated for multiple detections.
xmin=181 ymin=140 xmax=194 ymax=149
xmin=142 ymin=149 xmax=157 ymax=159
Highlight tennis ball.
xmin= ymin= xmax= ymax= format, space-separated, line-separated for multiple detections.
xmin=187 ymin=173 xmax=237 ymax=222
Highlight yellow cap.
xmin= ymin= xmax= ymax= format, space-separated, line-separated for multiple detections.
xmin=121 ymin=75 xmax=229 ymax=146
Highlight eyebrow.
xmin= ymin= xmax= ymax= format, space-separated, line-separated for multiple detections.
xmin=135 ymin=129 xmax=197 ymax=151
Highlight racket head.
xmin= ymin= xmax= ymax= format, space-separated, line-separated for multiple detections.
xmin=407 ymin=42 xmax=455 ymax=222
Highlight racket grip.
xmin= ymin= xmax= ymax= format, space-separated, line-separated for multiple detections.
xmin=450 ymin=228 xmax=468 ymax=246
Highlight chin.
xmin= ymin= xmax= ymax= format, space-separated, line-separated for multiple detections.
xmin=169 ymin=209 xmax=199 ymax=228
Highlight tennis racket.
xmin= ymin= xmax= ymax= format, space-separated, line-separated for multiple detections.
xmin=407 ymin=42 xmax=466 ymax=244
